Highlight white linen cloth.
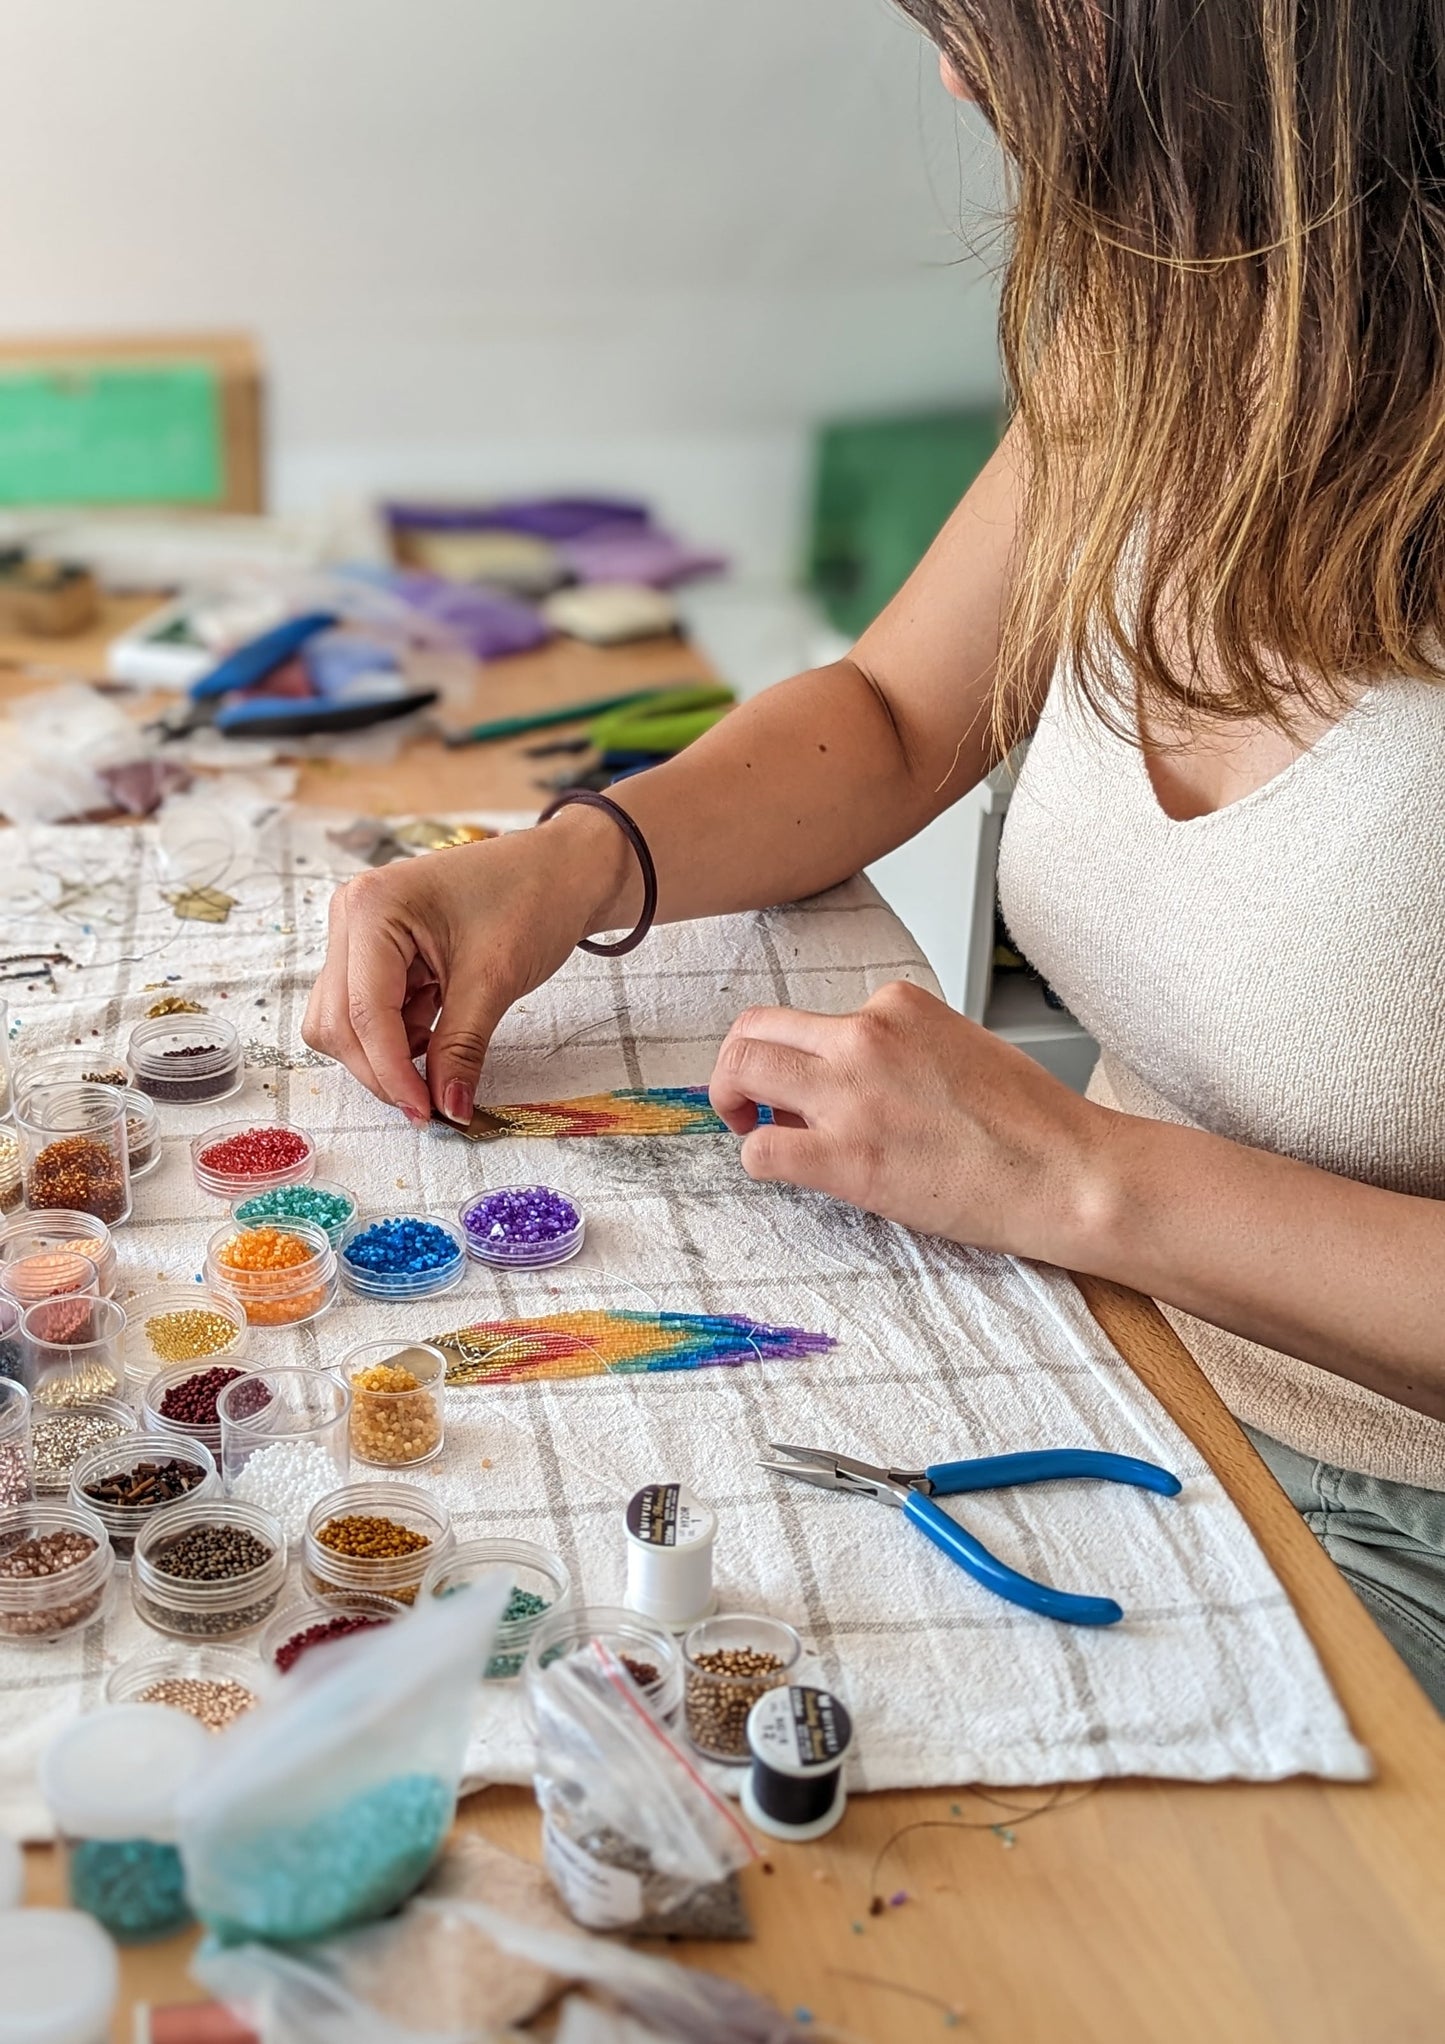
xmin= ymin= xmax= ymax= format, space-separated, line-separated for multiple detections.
xmin=0 ymin=811 xmax=1368 ymax=1836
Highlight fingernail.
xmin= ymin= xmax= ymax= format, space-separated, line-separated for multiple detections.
xmin=444 ymin=1082 xmax=473 ymax=1126
xmin=400 ymin=1102 xmax=429 ymax=1127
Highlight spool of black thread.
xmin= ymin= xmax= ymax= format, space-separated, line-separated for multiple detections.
xmin=741 ymin=1684 xmax=852 ymax=1841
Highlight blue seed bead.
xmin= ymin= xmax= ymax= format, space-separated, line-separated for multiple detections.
xmin=344 ymin=1218 xmax=458 ymax=1276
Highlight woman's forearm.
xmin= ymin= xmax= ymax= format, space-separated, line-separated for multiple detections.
xmin=560 ymin=658 xmax=964 ymax=936
xmin=1069 ymin=1113 xmax=1445 ymax=1420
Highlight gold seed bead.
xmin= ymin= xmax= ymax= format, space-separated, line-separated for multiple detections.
xmin=145 ymin=1308 xmax=239 ymax=1364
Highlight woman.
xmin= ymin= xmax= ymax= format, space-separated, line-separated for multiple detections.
xmin=306 ymin=3 xmax=1445 ymax=1704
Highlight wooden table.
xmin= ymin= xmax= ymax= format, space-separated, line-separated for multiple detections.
xmin=15 ymin=601 xmax=1445 ymax=2042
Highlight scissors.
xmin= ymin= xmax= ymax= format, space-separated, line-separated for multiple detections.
xmin=761 ymin=1443 xmax=1182 ymax=1627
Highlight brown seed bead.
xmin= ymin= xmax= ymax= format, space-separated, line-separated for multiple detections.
xmin=152 ymin=1522 xmax=273 ymax=1581
xmin=684 ymin=1646 xmax=787 ymax=1758
xmin=349 ymin=1359 xmax=442 ymax=1467
xmin=315 ymin=1512 xmax=431 ymax=1560
xmin=0 ymin=1528 xmax=103 ymax=1636
xmin=136 ymin=1675 xmax=257 ymax=1729
xmin=27 ymin=1135 xmax=127 ymax=1223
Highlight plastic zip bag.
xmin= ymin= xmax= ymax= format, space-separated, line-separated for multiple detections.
xmin=179 ymin=1577 xmax=509 ymax=1945
xmin=527 ymin=1639 xmax=757 ymax=1937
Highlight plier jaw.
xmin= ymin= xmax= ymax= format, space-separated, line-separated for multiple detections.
xmin=760 ymin=1443 xmax=917 ymax=1508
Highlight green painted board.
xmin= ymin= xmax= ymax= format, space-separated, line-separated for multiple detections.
xmin=0 ymin=361 xmax=224 ymax=506
xmin=807 ymin=406 xmax=1002 ymax=638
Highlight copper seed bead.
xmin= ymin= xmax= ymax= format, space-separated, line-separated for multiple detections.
xmin=136 ymin=1675 xmax=257 ymax=1730
xmin=27 ymin=1136 xmax=127 ymax=1224
xmin=315 ymin=1512 xmax=431 ymax=1560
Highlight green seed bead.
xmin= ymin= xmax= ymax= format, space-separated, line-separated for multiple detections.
xmin=234 ymin=1184 xmax=354 ymax=1241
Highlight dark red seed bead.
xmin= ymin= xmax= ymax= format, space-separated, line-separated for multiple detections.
xmin=274 ymin=1614 xmax=387 ymax=1674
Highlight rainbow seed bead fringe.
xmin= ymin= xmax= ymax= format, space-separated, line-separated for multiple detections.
xmin=453 ymin=1087 xmax=774 ymax=1141
xmin=429 ymin=1309 xmax=835 ymax=1386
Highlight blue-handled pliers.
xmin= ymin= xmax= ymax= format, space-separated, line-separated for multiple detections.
xmin=761 ymin=1443 xmax=1182 ymax=1627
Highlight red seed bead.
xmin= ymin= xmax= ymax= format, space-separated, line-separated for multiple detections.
xmin=198 ymin=1128 xmax=310 ymax=1177
xmin=158 ymin=1364 xmax=247 ymax=1428
xmin=274 ymin=1613 xmax=387 ymax=1674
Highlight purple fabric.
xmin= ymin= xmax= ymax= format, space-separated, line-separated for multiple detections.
xmin=391 ymin=573 xmax=553 ymax=660
xmin=558 ymin=522 xmax=728 ymax=589
xmin=384 ymin=496 xmax=649 ymax=540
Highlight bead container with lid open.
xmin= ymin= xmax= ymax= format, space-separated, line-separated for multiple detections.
xmin=192 ymin=1121 xmax=317 ymax=1202
xmin=123 ymin=1284 xmax=248 ymax=1409
xmin=23 ymin=1297 xmax=127 ymax=1409
xmin=218 ymin=1367 xmax=351 ymax=1545
xmin=339 ymin=1215 xmax=466 ymax=1300
xmin=0 ymin=1210 xmax=117 ymax=1297
xmin=339 ymin=1339 xmax=446 ymax=1468
xmin=127 ymin=1015 xmax=242 ymax=1105
xmin=302 ymin=1480 xmax=452 ymax=1607
xmin=69 ymin=1431 xmax=219 ymax=1562
xmin=0 ymin=1498 xmax=114 ymax=1643
xmin=16 ymin=1084 xmax=131 ymax=1227
xmin=458 ymin=1185 xmax=585 ymax=1269
xmin=131 ymin=1496 xmax=286 ymax=1639
xmin=204 ymin=1219 xmax=337 ymax=1328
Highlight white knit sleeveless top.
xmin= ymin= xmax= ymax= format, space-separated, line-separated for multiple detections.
xmin=997 ymin=674 xmax=1445 ymax=1489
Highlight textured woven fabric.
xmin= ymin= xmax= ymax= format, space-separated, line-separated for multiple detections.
xmin=998 ymin=677 xmax=1445 ymax=1488
xmin=0 ymin=812 xmax=1367 ymax=1837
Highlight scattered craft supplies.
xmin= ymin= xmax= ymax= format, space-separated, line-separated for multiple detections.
xmin=327 ymin=816 xmax=495 ymax=868
xmin=440 ymin=1086 xmax=769 ymax=1142
xmin=165 ymin=887 xmax=237 ymax=925
xmin=430 ymin=1310 xmax=836 ymax=1388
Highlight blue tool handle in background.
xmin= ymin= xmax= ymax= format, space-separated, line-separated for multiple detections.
xmin=190 ymin=611 xmax=338 ymax=700
xmin=901 ymin=1490 xmax=1124 ymax=1627
xmin=924 ymin=1450 xmax=1181 ymax=1499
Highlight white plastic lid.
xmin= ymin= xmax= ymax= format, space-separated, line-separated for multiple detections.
xmin=39 ymin=1703 xmax=211 ymax=1843
xmin=0 ymin=1908 xmax=118 ymax=2044
xmin=0 ymin=1832 xmax=21 ymax=1909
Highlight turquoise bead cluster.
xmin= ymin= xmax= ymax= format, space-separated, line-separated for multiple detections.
xmin=69 ymin=1836 xmax=191 ymax=1942
xmin=234 ymin=1182 xmax=355 ymax=1241
xmin=195 ymin=1772 xmax=453 ymax=1944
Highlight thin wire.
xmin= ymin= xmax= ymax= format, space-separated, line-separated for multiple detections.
xmin=867 ymin=1784 xmax=1099 ymax=1900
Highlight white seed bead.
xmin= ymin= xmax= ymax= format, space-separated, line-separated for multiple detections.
xmin=231 ymin=1439 xmax=340 ymax=1542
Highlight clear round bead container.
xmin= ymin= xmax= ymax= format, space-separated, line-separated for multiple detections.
xmin=339 ymin=1339 xmax=446 ymax=1469
xmin=458 ymin=1185 xmax=586 ymax=1269
xmin=0 ymin=1124 xmax=20 ymax=1216
xmin=122 ymin=1283 xmax=248 ymax=1409
xmin=218 ymin=1367 xmax=351 ymax=1546
xmin=126 ymin=1015 xmax=243 ymax=1106
xmin=523 ymin=1601 xmax=683 ymax=1725
xmin=231 ymin=1177 xmax=357 ymax=1247
xmin=17 ymin=1083 xmax=132 ymax=1228
xmin=302 ymin=1480 xmax=452 ymax=1608
xmin=0 ymin=1210 xmax=117 ymax=1296
xmin=121 ymin=1088 xmax=161 ymax=1180
xmin=69 ymin=1431 xmax=218 ymax=1563
xmin=0 ymin=1379 xmax=33 ymax=1511
xmin=0 ymin=1295 xmax=20 ymax=1391
xmin=259 ymin=1592 xmax=402 ymax=1677
xmin=423 ymin=1537 xmax=572 ymax=1683
xmin=338 ymin=1214 xmax=467 ymax=1301
xmin=131 ymin=1496 xmax=286 ymax=1639
xmin=13 ymin=1058 xmax=161 ymax=1184
xmin=681 ymin=1612 xmax=803 ymax=1762
xmin=204 ymin=1219 xmax=337 ymax=1329
xmin=32 ymin=1398 xmax=134 ymax=1495
xmin=0 ymin=1498 xmax=113 ymax=1643
xmin=0 ymin=1244 xmax=98 ymax=1316
xmin=141 ymin=1356 xmax=255 ymax=1459
xmin=191 ymin=1121 xmax=317 ymax=1202
xmin=104 ymin=1641 xmax=270 ymax=1726
xmin=23 ymin=1296 xmax=127 ymax=1408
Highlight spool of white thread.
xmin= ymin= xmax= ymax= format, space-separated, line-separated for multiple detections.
xmin=623 ymin=1481 xmax=717 ymax=1629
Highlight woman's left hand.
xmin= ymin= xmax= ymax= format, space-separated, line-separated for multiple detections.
xmin=708 ymin=981 xmax=1108 ymax=1263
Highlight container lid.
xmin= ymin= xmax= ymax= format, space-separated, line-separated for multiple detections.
xmin=38 ymin=1703 xmax=211 ymax=1842
xmin=0 ymin=1832 xmax=20 ymax=1909
xmin=746 ymin=1684 xmax=853 ymax=1777
xmin=625 ymin=1482 xmax=716 ymax=1552
xmin=0 ymin=1908 xmax=118 ymax=2044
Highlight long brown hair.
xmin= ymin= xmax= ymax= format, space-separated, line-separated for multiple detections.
xmin=897 ymin=0 xmax=1445 ymax=739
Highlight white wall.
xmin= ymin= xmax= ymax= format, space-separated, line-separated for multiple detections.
xmin=0 ymin=0 xmax=1003 ymax=573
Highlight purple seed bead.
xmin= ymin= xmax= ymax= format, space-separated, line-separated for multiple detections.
xmin=463 ymin=1185 xmax=580 ymax=1246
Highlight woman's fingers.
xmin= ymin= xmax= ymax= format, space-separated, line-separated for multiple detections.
xmin=709 ymin=1027 xmax=828 ymax=1134
xmin=340 ymin=891 xmax=432 ymax=1123
xmin=426 ymin=964 xmax=519 ymax=1126
xmin=739 ymin=1123 xmax=837 ymax=1192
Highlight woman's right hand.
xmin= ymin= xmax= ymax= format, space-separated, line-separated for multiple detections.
xmin=301 ymin=812 xmax=631 ymax=1126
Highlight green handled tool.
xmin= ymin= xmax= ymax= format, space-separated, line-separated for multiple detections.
xmin=444 ymin=681 xmax=731 ymax=750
